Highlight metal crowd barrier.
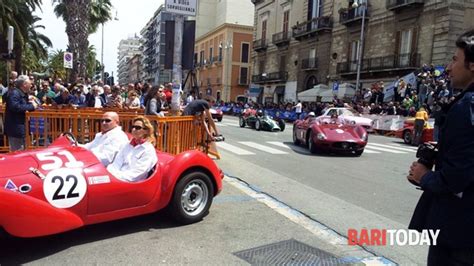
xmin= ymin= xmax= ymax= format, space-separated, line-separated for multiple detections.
xmin=0 ymin=106 xmax=210 ymax=156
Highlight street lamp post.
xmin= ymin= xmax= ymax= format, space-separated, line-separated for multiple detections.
xmin=353 ymin=1 xmax=366 ymax=96
xmin=220 ymin=39 xmax=232 ymax=102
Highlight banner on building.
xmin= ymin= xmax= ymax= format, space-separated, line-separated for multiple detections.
xmin=165 ymin=0 xmax=197 ymax=16
xmin=384 ymin=72 xmax=417 ymax=102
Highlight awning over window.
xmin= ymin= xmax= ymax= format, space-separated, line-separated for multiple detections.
xmin=248 ymin=87 xmax=263 ymax=97
xmin=274 ymin=86 xmax=285 ymax=95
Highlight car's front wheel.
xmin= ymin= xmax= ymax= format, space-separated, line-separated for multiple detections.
xmin=239 ymin=117 xmax=246 ymax=127
xmin=255 ymin=119 xmax=261 ymax=131
xmin=293 ymin=128 xmax=300 ymax=145
xmin=308 ymin=131 xmax=317 ymax=154
xmin=217 ymin=117 xmax=222 ymax=122
xmin=170 ymin=171 xmax=214 ymax=224
xmin=278 ymin=120 xmax=285 ymax=132
xmin=355 ymin=149 xmax=364 ymax=156
xmin=403 ymin=130 xmax=412 ymax=144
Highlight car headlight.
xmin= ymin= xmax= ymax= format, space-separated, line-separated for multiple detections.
xmin=317 ymin=133 xmax=326 ymax=140
xmin=350 ymin=120 xmax=356 ymax=125
xmin=361 ymin=133 xmax=368 ymax=141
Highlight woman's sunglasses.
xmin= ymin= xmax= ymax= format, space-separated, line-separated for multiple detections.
xmin=101 ymin=119 xmax=112 ymax=123
xmin=131 ymin=125 xmax=145 ymax=130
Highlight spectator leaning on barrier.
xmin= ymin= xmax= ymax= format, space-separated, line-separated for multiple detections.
xmin=408 ymin=29 xmax=474 ymax=265
xmin=183 ymin=96 xmax=220 ymax=141
xmin=4 ymin=75 xmax=38 ymax=151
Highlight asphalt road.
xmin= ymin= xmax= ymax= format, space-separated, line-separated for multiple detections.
xmin=215 ymin=115 xmax=427 ymax=264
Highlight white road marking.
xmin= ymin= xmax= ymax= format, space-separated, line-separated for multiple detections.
xmin=239 ymin=141 xmax=288 ymax=154
xmin=369 ymin=143 xmax=416 ymax=153
xmin=266 ymin=141 xmax=292 ymax=149
xmin=365 ymin=144 xmax=407 ymax=154
xmin=363 ymin=149 xmax=381 ymax=154
xmin=217 ymin=124 xmax=227 ymax=127
xmin=217 ymin=142 xmax=255 ymax=155
xmin=389 ymin=143 xmax=419 ymax=150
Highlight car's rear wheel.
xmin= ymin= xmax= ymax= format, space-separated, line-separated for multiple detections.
xmin=278 ymin=120 xmax=285 ymax=132
xmin=239 ymin=117 xmax=246 ymax=127
xmin=293 ymin=128 xmax=300 ymax=145
xmin=308 ymin=131 xmax=317 ymax=154
xmin=255 ymin=119 xmax=261 ymax=131
xmin=170 ymin=171 xmax=214 ymax=224
xmin=403 ymin=130 xmax=412 ymax=144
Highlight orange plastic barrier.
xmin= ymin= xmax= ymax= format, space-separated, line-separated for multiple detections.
xmin=0 ymin=106 xmax=215 ymax=156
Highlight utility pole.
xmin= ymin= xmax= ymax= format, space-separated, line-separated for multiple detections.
xmin=171 ymin=15 xmax=184 ymax=114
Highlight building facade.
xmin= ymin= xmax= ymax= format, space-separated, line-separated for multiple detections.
xmin=127 ymin=54 xmax=142 ymax=84
xmin=117 ymin=36 xmax=141 ymax=85
xmin=140 ymin=5 xmax=176 ymax=85
xmin=195 ymin=0 xmax=254 ymax=39
xmin=195 ymin=24 xmax=254 ymax=102
xmin=251 ymin=0 xmax=474 ymax=103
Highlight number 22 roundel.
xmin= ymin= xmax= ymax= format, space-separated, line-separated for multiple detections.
xmin=43 ymin=168 xmax=87 ymax=208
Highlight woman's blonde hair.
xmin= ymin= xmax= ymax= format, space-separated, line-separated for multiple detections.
xmin=133 ymin=115 xmax=156 ymax=145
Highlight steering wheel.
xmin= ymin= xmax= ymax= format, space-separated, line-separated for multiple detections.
xmin=62 ymin=132 xmax=78 ymax=146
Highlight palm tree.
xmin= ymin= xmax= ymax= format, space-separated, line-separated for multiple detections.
xmin=0 ymin=0 xmax=49 ymax=74
xmin=53 ymin=0 xmax=91 ymax=82
xmin=53 ymin=0 xmax=112 ymax=81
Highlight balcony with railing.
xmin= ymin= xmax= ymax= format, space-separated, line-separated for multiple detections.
xmin=253 ymin=39 xmax=268 ymax=52
xmin=336 ymin=53 xmax=421 ymax=75
xmin=386 ymin=0 xmax=424 ymax=11
xmin=339 ymin=7 xmax=370 ymax=26
xmin=251 ymin=71 xmax=288 ymax=84
xmin=237 ymin=76 xmax=249 ymax=86
xmin=293 ymin=16 xmax=333 ymax=40
xmin=301 ymin=57 xmax=318 ymax=70
xmin=272 ymin=31 xmax=291 ymax=46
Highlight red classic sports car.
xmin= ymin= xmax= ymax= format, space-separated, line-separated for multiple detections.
xmin=293 ymin=116 xmax=368 ymax=156
xmin=394 ymin=119 xmax=434 ymax=145
xmin=0 ymin=134 xmax=223 ymax=238
xmin=210 ymin=107 xmax=223 ymax=122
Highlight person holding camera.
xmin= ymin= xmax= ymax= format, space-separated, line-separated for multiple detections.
xmin=408 ymin=30 xmax=474 ymax=265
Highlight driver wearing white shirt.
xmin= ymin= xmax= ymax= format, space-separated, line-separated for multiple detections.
xmin=82 ymin=112 xmax=129 ymax=166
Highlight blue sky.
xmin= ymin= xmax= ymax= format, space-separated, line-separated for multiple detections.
xmin=35 ymin=0 xmax=164 ymax=76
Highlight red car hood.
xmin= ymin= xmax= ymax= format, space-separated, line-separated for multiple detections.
xmin=317 ymin=124 xmax=365 ymax=141
xmin=0 ymin=153 xmax=39 ymax=177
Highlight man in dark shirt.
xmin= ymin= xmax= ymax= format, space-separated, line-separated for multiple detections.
xmin=4 ymin=75 xmax=38 ymax=151
xmin=183 ymin=97 xmax=219 ymax=141
xmin=408 ymin=29 xmax=474 ymax=265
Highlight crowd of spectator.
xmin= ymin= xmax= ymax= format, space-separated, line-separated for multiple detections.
xmin=214 ymin=63 xmax=457 ymax=121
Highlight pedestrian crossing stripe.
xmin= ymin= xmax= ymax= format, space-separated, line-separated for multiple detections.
xmin=365 ymin=144 xmax=406 ymax=154
xmin=368 ymin=143 xmax=416 ymax=153
xmin=218 ymin=141 xmax=416 ymax=156
xmin=363 ymin=149 xmax=381 ymax=154
xmin=217 ymin=142 xmax=255 ymax=155
xmin=239 ymin=141 xmax=288 ymax=154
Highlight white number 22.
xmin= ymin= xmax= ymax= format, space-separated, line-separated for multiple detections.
xmin=37 ymin=151 xmax=84 ymax=171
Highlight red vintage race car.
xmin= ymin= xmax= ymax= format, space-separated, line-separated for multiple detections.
xmin=210 ymin=107 xmax=223 ymax=122
xmin=394 ymin=119 xmax=434 ymax=145
xmin=0 ymin=134 xmax=223 ymax=238
xmin=293 ymin=116 xmax=368 ymax=156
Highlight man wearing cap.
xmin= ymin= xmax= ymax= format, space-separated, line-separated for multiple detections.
xmin=80 ymin=112 xmax=129 ymax=166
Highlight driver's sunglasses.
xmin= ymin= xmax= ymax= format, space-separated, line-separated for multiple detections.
xmin=131 ymin=125 xmax=145 ymax=130
xmin=101 ymin=119 xmax=112 ymax=123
